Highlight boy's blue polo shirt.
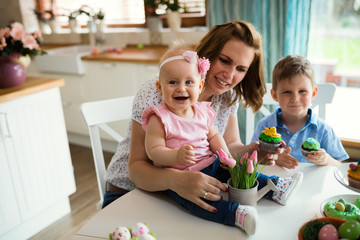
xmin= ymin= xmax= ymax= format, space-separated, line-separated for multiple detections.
xmin=251 ymin=108 xmax=349 ymax=163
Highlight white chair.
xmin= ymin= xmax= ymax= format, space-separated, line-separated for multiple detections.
xmin=245 ymin=83 xmax=336 ymax=144
xmin=80 ymin=96 xmax=135 ymax=205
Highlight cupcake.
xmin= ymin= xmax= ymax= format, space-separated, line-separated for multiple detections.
xmin=301 ymin=138 xmax=320 ymax=157
xmin=348 ymin=160 xmax=360 ymax=189
xmin=258 ymin=127 xmax=282 ymax=152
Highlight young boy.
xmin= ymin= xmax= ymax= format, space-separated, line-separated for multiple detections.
xmin=251 ymin=55 xmax=349 ymax=169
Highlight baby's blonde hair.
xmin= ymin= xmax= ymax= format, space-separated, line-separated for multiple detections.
xmin=158 ymin=42 xmax=200 ymax=82
xmin=159 ymin=41 xmax=195 ymax=64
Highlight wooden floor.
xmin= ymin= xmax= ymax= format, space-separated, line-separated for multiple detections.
xmin=29 ymin=144 xmax=113 ymax=240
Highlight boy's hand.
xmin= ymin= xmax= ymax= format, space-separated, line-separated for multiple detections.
xmin=306 ymin=149 xmax=327 ymax=165
xmin=177 ymin=144 xmax=196 ymax=165
xmin=275 ymin=147 xmax=298 ymax=169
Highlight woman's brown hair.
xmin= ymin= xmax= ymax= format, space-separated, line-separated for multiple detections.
xmin=195 ymin=21 xmax=266 ymax=113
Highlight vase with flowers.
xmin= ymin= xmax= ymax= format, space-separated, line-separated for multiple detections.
xmin=217 ymin=149 xmax=277 ymax=206
xmin=144 ymin=0 xmax=164 ymax=32
xmin=161 ymin=0 xmax=183 ymax=31
xmin=0 ymin=22 xmax=46 ymax=88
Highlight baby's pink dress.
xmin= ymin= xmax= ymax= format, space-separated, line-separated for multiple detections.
xmin=142 ymin=102 xmax=217 ymax=171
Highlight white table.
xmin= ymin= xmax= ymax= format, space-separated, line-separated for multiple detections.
xmin=74 ymin=163 xmax=357 ymax=239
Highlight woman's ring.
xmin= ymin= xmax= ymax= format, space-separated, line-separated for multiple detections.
xmin=203 ymin=192 xmax=208 ymax=199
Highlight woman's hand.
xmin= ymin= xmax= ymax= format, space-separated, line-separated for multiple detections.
xmin=252 ymin=140 xmax=287 ymax=164
xmin=169 ymin=170 xmax=228 ymax=213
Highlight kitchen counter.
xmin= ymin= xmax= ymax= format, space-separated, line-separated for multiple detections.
xmin=81 ymin=45 xmax=168 ymax=64
xmin=0 ymin=77 xmax=64 ymax=103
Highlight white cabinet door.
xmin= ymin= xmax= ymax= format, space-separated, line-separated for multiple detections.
xmin=0 ymin=117 xmax=21 ymax=235
xmin=0 ymin=88 xmax=76 ymax=222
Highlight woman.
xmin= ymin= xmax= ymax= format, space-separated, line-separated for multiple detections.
xmin=104 ymin=21 xmax=279 ymax=212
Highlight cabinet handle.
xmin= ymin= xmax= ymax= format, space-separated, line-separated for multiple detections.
xmin=0 ymin=112 xmax=11 ymax=138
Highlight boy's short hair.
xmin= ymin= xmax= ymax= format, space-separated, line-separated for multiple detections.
xmin=272 ymin=55 xmax=315 ymax=90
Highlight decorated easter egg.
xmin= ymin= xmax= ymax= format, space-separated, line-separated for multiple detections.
xmin=136 ymin=233 xmax=156 ymax=240
xmin=112 ymin=226 xmax=131 ymax=240
xmin=91 ymin=47 xmax=99 ymax=55
xmin=318 ymin=224 xmax=338 ymax=240
xmin=137 ymin=44 xmax=144 ymax=50
xmin=131 ymin=222 xmax=150 ymax=237
xmin=339 ymin=220 xmax=360 ymax=240
xmin=335 ymin=202 xmax=345 ymax=212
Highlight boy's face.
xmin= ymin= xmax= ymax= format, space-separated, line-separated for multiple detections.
xmin=157 ymin=60 xmax=203 ymax=115
xmin=271 ymin=74 xmax=318 ymax=118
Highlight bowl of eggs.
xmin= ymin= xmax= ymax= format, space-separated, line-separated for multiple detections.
xmin=298 ymin=217 xmax=360 ymax=240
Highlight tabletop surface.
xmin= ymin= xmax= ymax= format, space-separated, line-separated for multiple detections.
xmin=75 ymin=163 xmax=357 ymax=239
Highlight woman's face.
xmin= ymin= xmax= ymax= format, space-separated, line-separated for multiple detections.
xmin=203 ymin=38 xmax=255 ymax=98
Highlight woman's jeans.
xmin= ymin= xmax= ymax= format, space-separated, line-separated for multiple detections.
xmin=165 ymin=157 xmax=278 ymax=226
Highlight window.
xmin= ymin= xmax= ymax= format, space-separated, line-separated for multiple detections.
xmin=307 ymin=0 xmax=360 ymax=142
xmin=35 ymin=0 xmax=206 ymax=28
xmin=308 ymin=0 xmax=360 ymax=87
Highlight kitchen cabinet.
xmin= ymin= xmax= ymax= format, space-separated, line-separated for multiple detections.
xmin=28 ymin=59 xmax=159 ymax=146
xmin=28 ymin=45 xmax=163 ymax=148
xmin=0 ymin=78 xmax=76 ymax=240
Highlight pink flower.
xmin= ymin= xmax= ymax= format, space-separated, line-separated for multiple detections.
xmin=0 ymin=22 xmax=45 ymax=58
xmin=0 ymin=37 xmax=6 ymax=50
xmin=32 ymin=31 xmax=42 ymax=41
xmin=10 ymin=22 xmax=25 ymax=40
xmin=198 ymin=57 xmax=210 ymax=79
xmin=247 ymin=158 xmax=254 ymax=173
xmin=248 ymin=150 xmax=258 ymax=165
xmin=183 ymin=50 xmax=197 ymax=63
xmin=239 ymin=152 xmax=248 ymax=164
xmin=0 ymin=27 xmax=10 ymax=38
xmin=268 ymin=160 xmax=275 ymax=166
xmin=21 ymin=34 xmax=39 ymax=50
xmin=216 ymin=148 xmax=236 ymax=168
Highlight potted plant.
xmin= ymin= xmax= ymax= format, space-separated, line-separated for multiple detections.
xmin=0 ymin=22 xmax=46 ymax=88
xmin=33 ymin=8 xmax=52 ymax=34
xmin=161 ymin=0 xmax=183 ymax=31
xmin=144 ymin=0 xmax=163 ymax=31
xmin=217 ymin=149 xmax=276 ymax=206
xmin=78 ymin=5 xmax=97 ymax=33
xmin=68 ymin=10 xmax=80 ymax=33
xmin=95 ymin=9 xmax=106 ymax=32
xmin=94 ymin=10 xmax=106 ymax=43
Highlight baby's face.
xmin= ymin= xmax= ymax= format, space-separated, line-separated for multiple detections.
xmin=157 ymin=59 xmax=203 ymax=116
xmin=271 ymin=74 xmax=317 ymax=119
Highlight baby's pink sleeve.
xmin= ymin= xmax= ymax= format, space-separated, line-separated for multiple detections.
xmin=141 ymin=106 xmax=159 ymax=131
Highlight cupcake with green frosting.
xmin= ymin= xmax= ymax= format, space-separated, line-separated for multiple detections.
xmin=301 ymin=137 xmax=320 ymax=156
xmin=258 ymin=127 xmax=282 ymax=152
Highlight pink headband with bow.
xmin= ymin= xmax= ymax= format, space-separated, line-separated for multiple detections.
xmin=159 ymin=51 xmax=210 ymax=79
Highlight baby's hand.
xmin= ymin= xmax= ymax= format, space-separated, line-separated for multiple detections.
xmin=275 ymin=147 xmax=298 ymax=169
xmin=306 ymin=149 xmax=327 ymax=165
xmin=177 ymin=144 xmax=196 ymax=165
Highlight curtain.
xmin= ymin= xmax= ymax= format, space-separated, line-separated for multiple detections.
xmin=207 ymin=0 xmax=312 ymax=143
